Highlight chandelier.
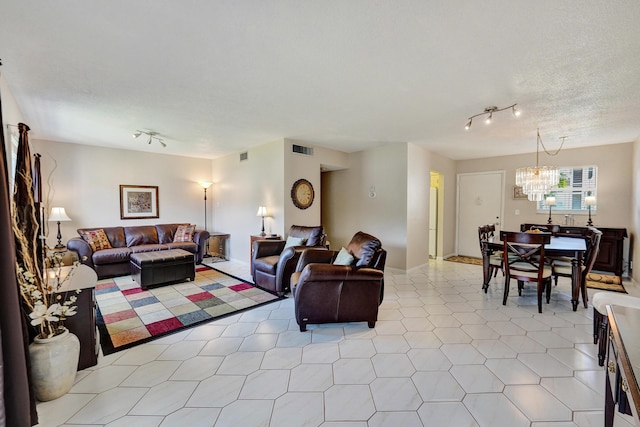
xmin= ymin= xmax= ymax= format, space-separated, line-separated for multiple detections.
xmin=515 ymin=129 xmax=566 ymax=201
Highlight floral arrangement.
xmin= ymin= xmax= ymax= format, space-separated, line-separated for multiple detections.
xmin=17 ymin=249 xmax=81 ymax=339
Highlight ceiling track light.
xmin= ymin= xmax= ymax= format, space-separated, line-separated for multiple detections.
xmin=132 ymin=130 xmax=166 ymax=147
xmin=464 ymin=103 xmax=520 ymax=130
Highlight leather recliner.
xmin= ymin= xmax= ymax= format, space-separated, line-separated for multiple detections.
xmin=290 ymin=231 xmax=387 ymax=332
xmin=252 ymin=225 xmax=326 ymax=296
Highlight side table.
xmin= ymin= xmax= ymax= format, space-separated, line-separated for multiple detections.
xmin=205 ymin=232 xmax=230 ymax=261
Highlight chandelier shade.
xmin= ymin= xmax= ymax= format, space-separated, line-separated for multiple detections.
xmin=515 ymin=166 xmax=559 ymax=201
xmin=514 ymin=129 xmax=566 ymax=201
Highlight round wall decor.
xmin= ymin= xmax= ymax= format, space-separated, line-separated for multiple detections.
xmin=291 ymin=178 xmax=314 ymax=209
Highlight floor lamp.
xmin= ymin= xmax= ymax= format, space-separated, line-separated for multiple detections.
xmin=200 ymin=182 xmax=212 ymax=231
xmin=48 ymin=207 xmax=72 ymax=248
xmin=545 ymin=196 xmax=556 ymax=224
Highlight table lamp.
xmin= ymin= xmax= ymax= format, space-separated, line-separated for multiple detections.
xmin=585 ymin=196 xmax=596 ymax=226
xmin=48 ymin=207 xmax=72 ymax=248
xmin=545 ymin=196 xmax=556 ymax=224
xmin=256 ymin=206 xmax=267 ymax=236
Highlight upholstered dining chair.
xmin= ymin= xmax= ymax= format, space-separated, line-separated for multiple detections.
xmin=290 ymin=231 xmax=386 ymax=332
xmin=592 ymin=291 xmax=640 ymax=366
xmin=500 ymin=231 xmax=553 ymax=313
xmin=551 ymin=227 xmax=602 ymax=307
xmin=252 ymin=225 xmax=326 ymax=296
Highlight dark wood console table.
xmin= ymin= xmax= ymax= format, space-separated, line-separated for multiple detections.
xmin=605 ymin=305 xmax=640 ymax=426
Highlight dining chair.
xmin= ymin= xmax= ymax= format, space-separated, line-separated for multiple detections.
xmin=551 ymin=227 xmax=602 ymax=306
xmin=478 ymin=224 xmax=502 ymax=279
xmin=500 ymin=231 xmax=553 ymax=313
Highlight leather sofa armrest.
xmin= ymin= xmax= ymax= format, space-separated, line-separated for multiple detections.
xmin=295 ymin=248 xmax=337 ymax=272
xmin=192 ymin=229 xmax=210 ymax=263
xmin=299 ymin=264 xmax=383 ymax=283
xmin=67 ymin=237 xmax=95 ymax=269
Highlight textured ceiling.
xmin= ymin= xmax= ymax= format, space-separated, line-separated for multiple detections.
xmin=1 ymin=1 xmax=640 ymax=160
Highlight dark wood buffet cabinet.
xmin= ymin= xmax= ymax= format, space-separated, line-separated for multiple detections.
xmin=605 ymin=305 xmax=640 ymax=426
xmin=521 ymin=224 xmax=628 ymax=276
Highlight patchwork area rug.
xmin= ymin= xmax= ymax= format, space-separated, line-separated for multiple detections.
xmin=586 ymin=272 xmax=626 ymax=293
xmin=95 ymin=265 xmax=282 ymax=354
xmin=446 ymin=256 xmax=483 ymax=266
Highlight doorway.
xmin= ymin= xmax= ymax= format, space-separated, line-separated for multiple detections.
xmin=456 ymin=171 xmax=504 ymax=258
xmin=429 ymin=171 xmax=444 ymax=260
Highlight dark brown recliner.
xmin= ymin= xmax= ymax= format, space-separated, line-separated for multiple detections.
xmin=252 ymin=225 xmax=326 ymax=296
xmin=291 ymin=231 xmax=387 ymax=332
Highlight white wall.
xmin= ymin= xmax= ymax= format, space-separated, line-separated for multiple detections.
xmin=406 ymin=143 xmax=430 ymax=268
xmin=1 ymin=73 xmax=25 ymax=154
xmin=429 ymin=152 xmax=458 ymax=258
xmin=29 ymin=139 xmax=212 ymax=249
xmin=457 ymin=143 xmax=634 ymax=233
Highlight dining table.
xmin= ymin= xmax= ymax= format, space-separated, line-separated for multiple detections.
xmin=481 ymin=235 xmax=587 ymax=311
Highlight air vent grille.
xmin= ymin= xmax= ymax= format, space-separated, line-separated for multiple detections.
xmin=292 ymin=144 xmax=313 ymax=156
xmin=240 ymin=152 xmax=248 ymax=161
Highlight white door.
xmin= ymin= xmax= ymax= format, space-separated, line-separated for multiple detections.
xmin=429 ymin=187 xmax=437 ymax=259
xmin=457 ymin=171 xmax=504 ymax=258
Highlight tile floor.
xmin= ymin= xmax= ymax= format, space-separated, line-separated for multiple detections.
xmin=35 ymin=259 xmax=636 ymax=427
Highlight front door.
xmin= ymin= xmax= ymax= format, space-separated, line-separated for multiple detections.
xmin=457 ymin=171 xmax=504 ymax=258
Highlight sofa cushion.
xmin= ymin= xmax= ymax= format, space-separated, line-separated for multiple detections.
xmin=156 ymin=223 xmax=183 ymax=244
xmin=79 ymin=229 xmax=112 ymax=252
xmin=131 ymin=244 xmax=168 ymax=253
xmin=166 ymin=241 xmax=198 ymax=253
xmin=174 ymin=224 xmax=196 ymax=242
xmin=124 ymin=225 xmax=159 ymax=247
xmin=253 ymin=255 xmax=280 ymax=275
xmin=347 ymin=231 xmax=382 ymax=267
xmin=92 ymin=247 xmax=132 ymax=265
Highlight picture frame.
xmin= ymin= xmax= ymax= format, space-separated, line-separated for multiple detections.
xmin=513 ymin=185 xmax=528 ymax=200
xmin=120 ymin=185 xmax=159 ymax=219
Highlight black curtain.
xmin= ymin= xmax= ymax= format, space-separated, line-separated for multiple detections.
xmin=0 ymin=92 xmax=38 ymax=424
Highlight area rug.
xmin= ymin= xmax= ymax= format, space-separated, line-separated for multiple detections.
xmin=446 ymin=256 xmax=483 ymax=266
xmin=95 ymin=265 xmax=282 ymax=355
xmin=586 ymin=272 xmax=626 ymax=293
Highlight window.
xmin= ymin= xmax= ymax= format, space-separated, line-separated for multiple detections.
xmin=537 ymin=165 xmax=597 ymax=213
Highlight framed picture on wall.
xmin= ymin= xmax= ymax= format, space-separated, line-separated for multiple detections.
xmin=513 ymin=185 xmax=528 ymax=200
xmin=120 ymin=185 xmax=159 ymax=219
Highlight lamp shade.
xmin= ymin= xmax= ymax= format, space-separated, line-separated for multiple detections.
xmin=585 ymin=196 xmax=597 ymax=206
xmin=256 ymin=206 xmax=267 ymax=217
xmin=200 ymin=181 xmax=213 ymax=189
xmin=545 ymin=196 xmax=556 ymax=206
xmin=48 ymin=207 xmax=71 ymax=222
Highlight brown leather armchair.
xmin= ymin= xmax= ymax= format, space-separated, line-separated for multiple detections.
xmin=290 ymin=231 xmax=387 ymax=332
xmin=252 ymin=225 xmax=326 ymax=296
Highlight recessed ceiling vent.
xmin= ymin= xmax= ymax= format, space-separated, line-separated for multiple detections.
xmin=240 ymin=152 xmax=248 ymax=161
xmin=292 ymin=144 xmax=313 ymax=156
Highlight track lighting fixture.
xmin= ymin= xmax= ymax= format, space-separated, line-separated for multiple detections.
xmin=132 ymin=130 xmax=166 ymax=147
xmin=464 ymin=103 xmax=520 ymax=130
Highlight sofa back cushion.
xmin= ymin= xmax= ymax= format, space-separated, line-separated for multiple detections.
xmin=77 ymin=226 xmax=126 ymax=248
xmin=155 ymin=223 xmax=189 ymax=244
xmin=347 ymin=231 xmax=382 ymax=268
xmin=289 ymin=225 xmax=325 ymax=247
xmin=124 ymin=225 xmax=159 ymax=247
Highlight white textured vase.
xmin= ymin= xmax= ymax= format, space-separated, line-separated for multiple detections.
xmin=29 ymin=328 xmax=80 ymax=401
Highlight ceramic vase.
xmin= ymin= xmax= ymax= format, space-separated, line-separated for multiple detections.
xmin=28 ymin=328 xmax=80 ymax=401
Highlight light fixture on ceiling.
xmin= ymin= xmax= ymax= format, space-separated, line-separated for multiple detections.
xmin=464 ymin=104 xmax=520 ymax=130
xmin=132 ymin=130 xmax=166 ymax=147
xmin=515 ymin=129 xmax=567 ymax=202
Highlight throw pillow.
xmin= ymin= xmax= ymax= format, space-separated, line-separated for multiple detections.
xmin=174 ymin=224 xmax=196 ymax=242
xmin=284 ymin=236 xmax=306 ymax=249
xmin=333 ymin=247 xmax=355 ymax=265
xmin=79 ymin=229 xmax=112 ymax=252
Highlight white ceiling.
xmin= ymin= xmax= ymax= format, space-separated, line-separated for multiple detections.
xmin=2 ymin=1 xmax=640 ymax=161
